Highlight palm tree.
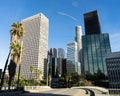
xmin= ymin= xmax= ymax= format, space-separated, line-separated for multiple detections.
xmin=36 ymin=69 xmax=42 ymax=83
xmin=0 ymin=22 xmax=25 ymax=91
xmin=30 ymin=66 xmax=34 ymax=81
xmin=8 ymin=22 xmax=25 ymax=90
xmin=10 ymin=22 xmax=24 ymax=42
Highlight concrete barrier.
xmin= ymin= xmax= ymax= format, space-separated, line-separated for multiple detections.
xmin=72 ymin=86 xmax=109 ymax=93
xmin=24 ymin=86 xmax=52 ymax=92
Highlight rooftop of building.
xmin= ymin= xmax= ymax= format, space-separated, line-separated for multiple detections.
xmin=21 ymin=13 xmax=48 ymax=22
xmin=106 ymin=51 xmax=120 ymax=59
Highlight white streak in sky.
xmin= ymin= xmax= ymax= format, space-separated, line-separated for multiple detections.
xmin=57 ymin=12 xmax=78 ymax=21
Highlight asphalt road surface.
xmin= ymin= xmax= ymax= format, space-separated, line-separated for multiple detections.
xmin=0 ymin=87 xmax=113 ymax=96
xmin=0 ymin=88 xmax=90 ymax=96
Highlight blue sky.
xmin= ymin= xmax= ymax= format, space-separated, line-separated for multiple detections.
xmin=0 ymin=0 xmax=120 ymax=69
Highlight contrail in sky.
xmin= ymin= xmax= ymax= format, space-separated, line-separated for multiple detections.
xmin=57 ymin=11 xmax=78 ymax=21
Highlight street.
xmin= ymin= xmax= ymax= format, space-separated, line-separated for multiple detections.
xmin=0 ymin=87 xmax=112 ymax=96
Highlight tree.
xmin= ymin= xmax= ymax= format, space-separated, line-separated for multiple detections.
xmin=36 ymin=69 xmax=42 ymax=80
xmin=30 ymin=66 xmax=34 ymax=81
xmin=0 ymin=22 xmax=25 ymax=91
xmin=65 ymin=73 xmax=71 ymax=88
xmin=8 ymin=22 xmax=25 ymax=90
xmin=59 ymin=76 xmax=66 ymax=88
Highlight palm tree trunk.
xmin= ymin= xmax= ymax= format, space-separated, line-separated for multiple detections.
xmin=8 ymin=76 xmax=12 ymax=90
xmin=0 ymin=51 xmax=10 ymax=91
xmin=17 ymin=64 xmax=21 ymax=89
xmin=8 ymin=59 xmax=16 ymax=91
xmin=29 ymin=72 xmax=32 ymax=84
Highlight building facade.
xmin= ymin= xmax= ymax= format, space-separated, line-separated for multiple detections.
xmin=0 ymin=69 xmax=2 ymax=79
xmin=49 ymin=48 xmax=67 ymax=78
xmin=75 ymin=26 xmax=82 ymax=62
xmin=58 ymin=48 xmax=65 ymax=58
xmin=67 ymin=41 xmax=78 ymax=74
xmin=106 ymin=52 xmax=120 ymax=89
xmin=62 ymin=59 xmax=67 ymax=75
xmin=50 ymin=48 xmax=58 ymax=58
xmin=82 ymin=34 xmax=111 ymax=75
xmin=52 ymin=57 xmax=58 ymax=77
xmin=84 ymin=10 xmax=101 ymax=35
xmin=82 ymin=10 xmax=111 ymax=75
xmin=20 ymin=13 xmax=49 ymax=80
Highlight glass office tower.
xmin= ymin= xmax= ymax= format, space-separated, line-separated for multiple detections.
xmin=82 ymin=10 xmax=111 ymax=75
xmin=84 ymin=10 xmax=101 ymax=35
xmin=82 ymin=34 xmax=111 ymax=75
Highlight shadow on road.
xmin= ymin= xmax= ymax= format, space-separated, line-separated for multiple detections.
xmin=75 ymin=88 xmax=95 ymax=96
xmin=0 ymin=91 xmax=70 ymax=96
xmin=86 ymin=88 xmax=95 ymax=96
xmin=24 ymin=92 xmax=71 ymax=96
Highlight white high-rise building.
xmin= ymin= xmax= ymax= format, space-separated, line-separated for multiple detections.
xmin=67 ymin=41 xmax=78 ymax=73
xmin=75 ymin=26 xmax=82 ymax=62
xmin=20 ymin=13 xmax=49 ymax=80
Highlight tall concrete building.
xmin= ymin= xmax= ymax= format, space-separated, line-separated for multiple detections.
xmin=67 ymin=41 xmax=78 ymax=73
xmin=20 ymin=13 xmax=49 ymax=80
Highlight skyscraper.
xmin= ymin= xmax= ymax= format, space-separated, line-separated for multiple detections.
xmin=57 ymin=57 xmax=63 ymax=76
xmin=51 ymin=58 xmax=58 ymax=77
xmin=82 ymin=10 xmax=111 ymax=75
xmin=50 ymin=48 xmax=58 ymax=58
xmin=82 ymin=34 xmax=111 ymax=75
xmin=20 ymin=13 xmax=49 ymax=80
xmin=58 ymin=48 xmax=65 ymax=58
xmin=62 ymin=59 xmax=67 ymax=75
xmin=75 ymin=26 xmax=82 ymax=62
xmin=84 ymin=10 xmax=101 ymax=35
xmin=67 ymin=41 xmax=78 ymax=73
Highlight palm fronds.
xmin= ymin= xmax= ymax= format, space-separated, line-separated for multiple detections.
xmin=10 ymin=42 xmax=23 ymax=56
xmin=10 ymin=22 xmax=25 ymax=38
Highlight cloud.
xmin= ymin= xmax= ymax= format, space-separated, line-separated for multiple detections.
xmin=72 ymin=1 xmax=79 ymax=7
xmin=57 ymin=11 xmax=78 ymax=21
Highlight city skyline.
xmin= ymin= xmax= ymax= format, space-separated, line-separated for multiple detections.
xmin=0 ymin=0 xmax=120 ymax=69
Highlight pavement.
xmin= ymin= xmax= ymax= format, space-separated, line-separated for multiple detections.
xmin=0 ymin=88 xmax=90 ymax=96
xmin=0 ymin=86 xmax=119 ymax=96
